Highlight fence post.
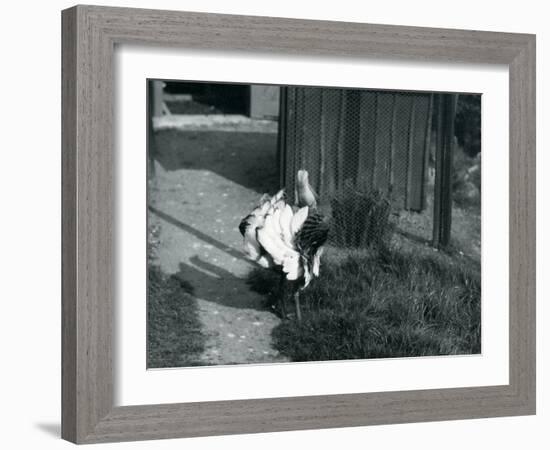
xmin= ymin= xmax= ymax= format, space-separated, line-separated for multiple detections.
xmin=147 ymin=80 xmax=165 ymax=179
xmin=432 ymin=93 xmax=457 ymax=248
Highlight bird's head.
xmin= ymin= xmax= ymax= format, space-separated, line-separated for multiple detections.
xmin=296 ymin=169 xmax=309 ymax=184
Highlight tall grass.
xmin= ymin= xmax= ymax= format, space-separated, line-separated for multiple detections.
xmin=252 ymin=246 xmax=480 ymax=362
xmin=147 ymin=266 xmax=206 ymax=368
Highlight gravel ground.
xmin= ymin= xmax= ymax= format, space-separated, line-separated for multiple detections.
xmin=148 ymin=126 xmax=288 ymax=366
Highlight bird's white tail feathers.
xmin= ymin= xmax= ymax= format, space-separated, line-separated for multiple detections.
xmin=241 ymin=186 xmax=324 ymax=284
xmin=312 ymin=247 xmax=324 ymax=277
xmin=250 ymin=194 xmax=310 ymax=281
xmin=257 ymin=201 xmax=304 ymax=281
xmin=279 ymin=204 xmax=294 ymax=246
xmin=241 ymin=197 xmax=272 ymax=261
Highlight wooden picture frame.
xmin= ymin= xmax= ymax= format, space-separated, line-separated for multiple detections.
xmin=61 ymin=5 xmax=536 ymax=444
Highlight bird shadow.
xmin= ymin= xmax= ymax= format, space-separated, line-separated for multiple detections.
xmin=149 ymin=203 xmax=281 ymax=314
xmin=173 ymin=255 xmax=273 ymax=312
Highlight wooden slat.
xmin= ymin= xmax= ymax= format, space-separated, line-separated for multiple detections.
xmin=294 ymin=88 xmax=307 ymax=196
xmin=321 ymin=88 xmax=341 ymax=198
xmin=277 ymin=86 xmax=288 ymax=189
xmin=284 ymin=87 xmax=298 ymax=193
xmin=302 ymin=87 xmax=323 ymax=192
xmin=357 ymin=91 xmax=377 ymax=192
xmin=373 ymin=92 xmax=394 ymax=192
xmin=342 ymin=90 xmax=361 ymax=190
xmin=405 ymin=97 xmax=417 ymax=208
xmin=407 ymin=94 xmax=431 ymax=210
xmin=388 ymin=93 xmax=398 ymax=194
xmin=336 ymin=89 xmax=348 ymax=192
xmin=391 ymin=94 xmax=414 ymax=208
xmin=318 ymin=90 xmax=327 ymax=198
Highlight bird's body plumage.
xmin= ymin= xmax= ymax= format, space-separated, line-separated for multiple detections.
xmin=239 ymin=171 xmax=329 ymax=291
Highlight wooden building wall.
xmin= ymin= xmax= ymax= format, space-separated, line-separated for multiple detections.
xmin=280 ymin=87 xmax=433 ymax=211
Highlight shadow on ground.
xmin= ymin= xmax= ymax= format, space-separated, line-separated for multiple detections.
xmin=173 ymin=256 xmax=272 ymax=312
xmin=151 ymin=129 xmax=279 ymax=193
xmin=149 ymin=206 xmax=248 ymax=263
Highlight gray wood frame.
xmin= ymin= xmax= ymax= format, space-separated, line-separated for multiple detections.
xmin=62 ymin=5 xmax=536 ymax=444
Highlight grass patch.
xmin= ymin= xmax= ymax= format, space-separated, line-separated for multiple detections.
xmin=259 ymin=246 xmax=480 ymax=362
xmin=147 ymin=265 xmax=206 ymax=368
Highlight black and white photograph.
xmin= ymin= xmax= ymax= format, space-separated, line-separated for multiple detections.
xmin=146 ymin=81 xmax=482 ymax=368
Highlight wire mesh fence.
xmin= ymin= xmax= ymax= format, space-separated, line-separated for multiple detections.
xmin=280 ymin=87 xmax=438 ymax=249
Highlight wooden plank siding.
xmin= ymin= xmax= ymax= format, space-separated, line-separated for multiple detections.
xmin=392 ymin=94 xmax=414 ymax=207
xmin=407 ymin=94 xmax=432 ymax=210
xmin=281 ymin=87 xmax=434 ymax=211
xmin=284 ymin=88 xmax=298 ymax=193
xmin=357 ymin=92 xmax=377 ymax=192
xmin=321 ymin=89 xmax=341 ymax=197
xmin=373 ymin=92 xmax=394 ymax=192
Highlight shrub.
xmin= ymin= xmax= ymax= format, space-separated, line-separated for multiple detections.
xmin=455 ymin=94 xmax=481 ymax=158
xmin=452 ymin=150 xmax=481 ymax=209
xmin=330 ymin=189 xmax=394 ymax=250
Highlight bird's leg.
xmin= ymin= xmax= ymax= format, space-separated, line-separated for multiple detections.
xmin=293 ymin=289 xmax=302 ymax=322
xmin=278 ymin=271 xmax=287 ymax=319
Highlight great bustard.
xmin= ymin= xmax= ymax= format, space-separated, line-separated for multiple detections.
xmin=239 ymin=170 xmax=329 ymax=320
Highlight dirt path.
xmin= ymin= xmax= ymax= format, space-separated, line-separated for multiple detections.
xmin=149 ymin=127 xmax=288 ymax=365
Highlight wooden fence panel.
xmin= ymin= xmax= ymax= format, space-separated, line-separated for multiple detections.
xmin=280 ymin=87 xmax=434 ymax=212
